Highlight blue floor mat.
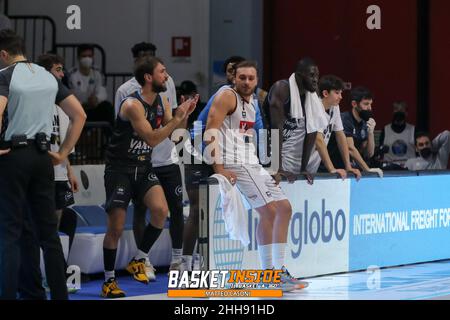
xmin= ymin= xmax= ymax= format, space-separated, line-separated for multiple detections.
xmin=68 ymin=273 xmax=169 ymax=300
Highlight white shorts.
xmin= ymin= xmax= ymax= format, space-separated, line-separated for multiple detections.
xmin=225 ymin=164 xmax=287 ymax=209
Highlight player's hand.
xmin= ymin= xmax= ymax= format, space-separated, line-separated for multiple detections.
xmin=368 ymin=167 xmax=383 ymax=178
xmin=301 ymin=172 xmax=314 ymax=185
xmin=347 ymin=167 xmax=362 ymax=181
xmin=68 ymin=167 xmax=79 ymax=193
xmin=218 ymin=169 xmax=238 ymax=185
xmin=331 ymin=168 xmax=347 ymax=180
xmin=186 ymin=94 xmax=200 ymax=116
xmin=0 ymin=148 xmax=10 ymax=156
xmin=48 ymin=151 xmax=66 ymax=166
xmin=367 ymin=118 xmax=376 ymax=134
xmin=272 ymin=170 xmax=296 ymax=185
xmin=174 ymin=97 xmax=196 ymax=121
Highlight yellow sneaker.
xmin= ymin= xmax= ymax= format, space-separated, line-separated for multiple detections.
xmin=126 ymin=258 xmax=149 ymax=284
xmin=101 ymin=278 xmax=126 ymax=298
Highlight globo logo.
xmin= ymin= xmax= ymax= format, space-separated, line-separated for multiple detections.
xmin=290 ymin=199 xmax=346 ymax=259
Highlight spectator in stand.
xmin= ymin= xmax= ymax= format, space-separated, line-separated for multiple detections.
xmin=68 ymin=44 xmax=114 ymax=125
xmin=405 ymin=131 xmax=450 ymax=171
xmin=178 ymin=80 xmax=205 ymax=129
xmin=379 ymin=101 xmax=416 ymax=167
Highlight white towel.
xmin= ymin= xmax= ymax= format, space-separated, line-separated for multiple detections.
xmin=211 ymin=174 xmax=250 ymax=246
xmin=289 ymin=73 xmax=328 ymax=133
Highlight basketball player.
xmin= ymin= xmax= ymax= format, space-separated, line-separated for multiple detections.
xmin=101 ymin=57 xmax=197 ymax=298
xmin=205 ymin=60 xmax=306 ymax=291
xmin=263 ymin=58 xmax=325 ymax=185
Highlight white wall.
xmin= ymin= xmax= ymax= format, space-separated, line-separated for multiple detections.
xmin=209 ymin=0 xmax=263 ymax=94
xmin=9 ymin=0 xmax=210 ymax=98
xmin=148 ymin=0 xmax=210 ymax=99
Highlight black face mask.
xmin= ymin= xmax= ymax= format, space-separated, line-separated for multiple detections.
xmin=358 ymin=109 xmax=373 ymax=122
xmin=391 ymin=122 xmax=406 ymax=133
xmin=419 ymin=147 xmax=432 ymax=159
xmin=393 ymin=111 xmax=406 ymax=123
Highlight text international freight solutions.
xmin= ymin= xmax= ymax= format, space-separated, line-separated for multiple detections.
xmin=353 ymin=208 xmax=450 ymax=236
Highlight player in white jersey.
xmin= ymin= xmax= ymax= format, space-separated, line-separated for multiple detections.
xmin=307 ymin=75 xmax=361 ymax=179
xmin=36 ymin=54 xmax=80 ymax=293
xmin=262 ymin=58 xmax=325 ymax=185
xmin=205 ymin=61 xmax=306 ymax=291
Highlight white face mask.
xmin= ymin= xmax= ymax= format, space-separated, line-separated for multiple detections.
xmin=80 ymin=57 xmax=93 ymax=68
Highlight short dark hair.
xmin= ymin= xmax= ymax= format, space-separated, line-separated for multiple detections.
xmin=295 ymin=57 xmax=317 ymax=74
xmin=0 ymin=29 xmax=26 ymax=56
xmin=223 ymin=56 xmax=246 ymax=73
xmin=77 ymin=44 xmax=94 ymax=57
xmin=134 ymin=56 xmax=164 ymax=86
xmin=36 ymin=53 xmax=64 ymax=72
xmin=234 ymin=60 xmax=258 ymax=75
xmin=393 ymin=100 xmax=407 ymax=110
xmin=414 ymin=131 xmax=430 ymax=145
xmin=179 ymin=80 xmax=197 ymax=95
xmin=319 ymin=75 xmax=344 ymax=98
xmin=351 ymin=86 xmax=373 ymax=104
xmin=131 ymin=42 xmax=157 ymax=58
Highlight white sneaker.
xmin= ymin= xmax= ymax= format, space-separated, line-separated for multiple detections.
xmin=193 ymin=253 xmax=203 ymax=270
xmin=144 ymin=258 xmax=156 ymax=281
xmin=169 ymin=260 xmax=183 ymax=272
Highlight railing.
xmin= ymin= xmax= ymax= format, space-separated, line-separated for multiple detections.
xmin=3 ymin=0 xmax=8 ymax=15
xmin=105 ymin=72 xmax=133 ymax=106
xmin=9 ymin=15 xmax=56 ymax=62
xmin=70 ymin=122 xmax=112 ymax=165
xmin=6 ymin=10 xmax=129 ymax=107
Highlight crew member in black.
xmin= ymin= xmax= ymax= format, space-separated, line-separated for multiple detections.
xmin=101 ymin=56 xmax=197 ymax=298
xmin=0 ymin=30 xmax=86 ymax=300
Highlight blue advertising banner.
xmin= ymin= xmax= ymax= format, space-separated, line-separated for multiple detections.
xmin=349 ymin=175 xmax=450 ymax=271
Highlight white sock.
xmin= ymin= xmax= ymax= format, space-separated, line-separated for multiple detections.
xmin=182 ymin=255 xmax=193 ymax=271
xmin=172 ymin=249 xmax=183 ymax=263
xmin=272 ymin=243 xmax=286 ymax=270
xmin=134 ymin=250 xmax=148 ymax=261
xmin=105 ymin=270 xmax=115 ymax=282
xmin=258 ymin=244 xmax=273 ymax=270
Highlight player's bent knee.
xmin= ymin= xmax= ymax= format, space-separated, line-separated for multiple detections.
xmin=152 ymin=205 xmax=169 ymax=220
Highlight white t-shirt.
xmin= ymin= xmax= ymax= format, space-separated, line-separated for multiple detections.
xmin=51 ymin=105 xmax=73 ymax=181
xmin=114 ymin=76 xmax=179 ymax=167
xmin=69 ymin=67 xmax=107 ymax=105
xmin=383 ymin=123 xmax=416 ymax=165
xmin=307 ymin=105 xmax=344 ymax=173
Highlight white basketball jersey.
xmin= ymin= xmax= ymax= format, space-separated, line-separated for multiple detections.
xmin=218 ymin=88 xmax=259 ymax=166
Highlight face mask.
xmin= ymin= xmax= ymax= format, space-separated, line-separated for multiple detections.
xmin=358 ymin=109 xmax=373 ymax=121
xmin=419 ymin=147 xmax=432 ymax=159
xmin=393 ymin=111 xmax=406 ymax=123
xmin=80 ymin=57 xmax=93 ymax=68
xmin=391 ymin=122 xmax=406 ymax=134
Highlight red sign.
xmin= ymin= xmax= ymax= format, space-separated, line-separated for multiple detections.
xmin=172 ymin=37 xmax=191 ymax=57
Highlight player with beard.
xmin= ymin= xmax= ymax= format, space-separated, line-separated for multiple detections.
xmin=205 ymin=61 xmax=306 ymax=292
xmin=101 ymin=57 xmax=197 ymax=298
